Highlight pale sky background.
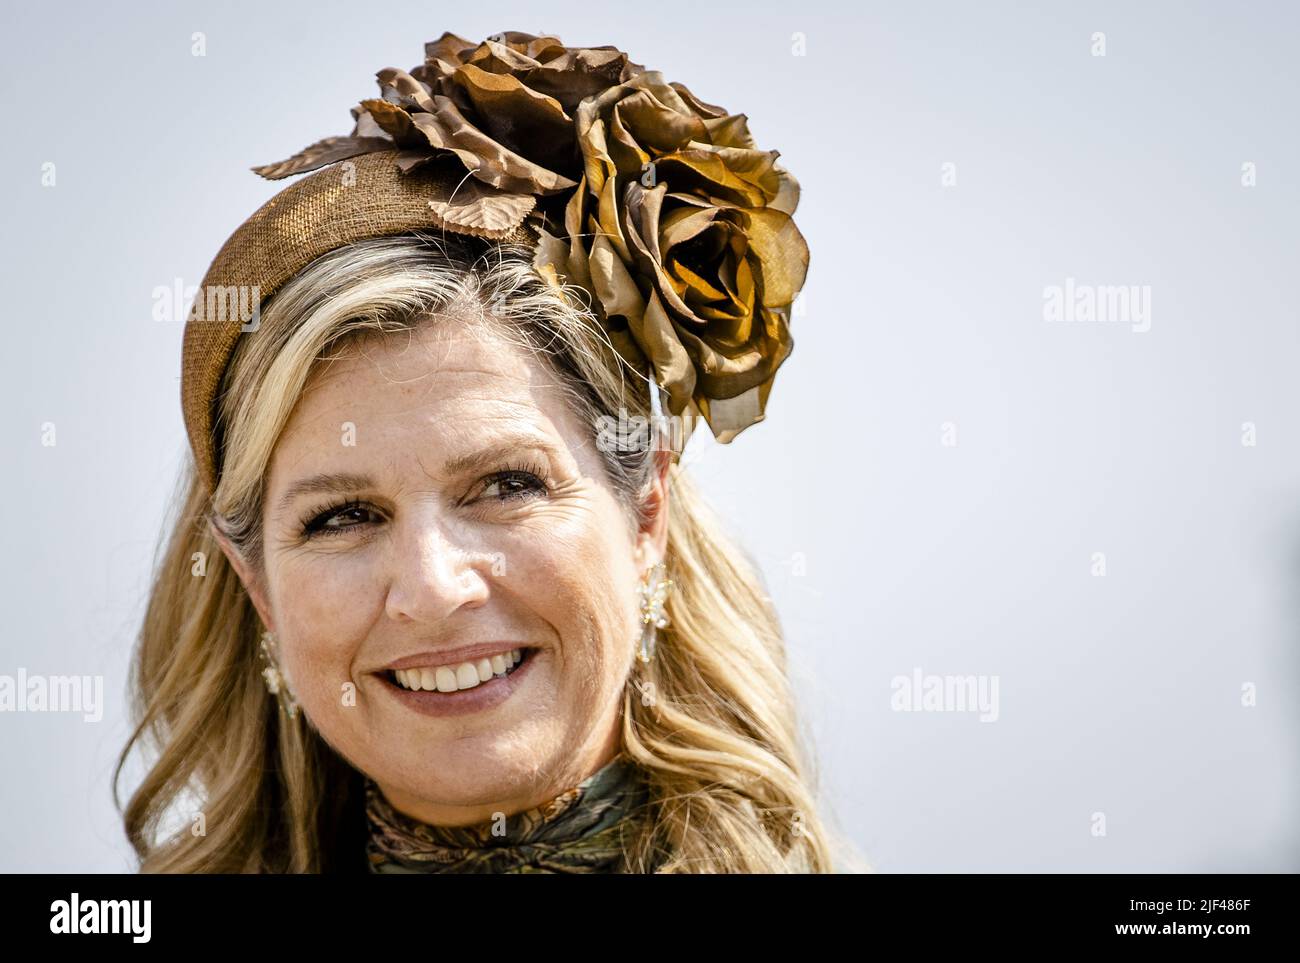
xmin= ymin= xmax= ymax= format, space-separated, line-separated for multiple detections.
xmin=2 ymin=0 xmax=1297 ymax=871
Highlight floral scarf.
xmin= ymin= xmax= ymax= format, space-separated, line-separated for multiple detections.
xmin=365 ymin=753 xmax=654 ymax=873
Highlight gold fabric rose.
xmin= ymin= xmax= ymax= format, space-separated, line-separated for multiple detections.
xmin=252 ymin=31 xmax=643 ymax=232
xmin=251 ymin=31 xmax=808 ymax=444
xmin=534 ymin=71 xmax=807 ymax=442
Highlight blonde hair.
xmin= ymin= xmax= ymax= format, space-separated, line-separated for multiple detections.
xmin=115 ymin=232 xmax=865 ymax=873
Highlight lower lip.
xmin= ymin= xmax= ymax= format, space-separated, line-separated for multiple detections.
xmin=377 ymin=650 xmax=538 ymax=718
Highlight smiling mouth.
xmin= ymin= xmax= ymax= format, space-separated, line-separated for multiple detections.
xmin=382 ymin=648 xmax=533 ymax=695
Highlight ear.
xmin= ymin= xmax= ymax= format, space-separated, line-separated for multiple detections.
xmin=208 ymin=519 xmax=277 ymax=635
xmin=634 ymin=447 xmax=673 ymax=571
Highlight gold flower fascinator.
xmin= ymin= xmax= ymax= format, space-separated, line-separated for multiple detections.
xmin=181 ymin=30 xmax=809 ymax=494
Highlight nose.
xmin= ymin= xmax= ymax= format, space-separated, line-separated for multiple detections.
xmin=383 ymin=512 xmax=490 ymax=624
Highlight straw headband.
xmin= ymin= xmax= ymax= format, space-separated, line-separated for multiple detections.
xmin=180 ymin=30 xmax=809 ymax=495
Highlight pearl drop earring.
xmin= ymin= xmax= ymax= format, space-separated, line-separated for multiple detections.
xmin=259 ymin=631 xmax=300 ymax=719
xmin=636 ymin=562 xmax=673 ymax=663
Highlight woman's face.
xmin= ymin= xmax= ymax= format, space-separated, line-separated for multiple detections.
xmin=228 ymin=316 xmax=666 ymax=826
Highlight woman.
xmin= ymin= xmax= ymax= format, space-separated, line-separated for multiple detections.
xmin=115 ymin=29 xmax=855 ymax=873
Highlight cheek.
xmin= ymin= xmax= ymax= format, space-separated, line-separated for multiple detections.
xmin=269 ymin=555 xmax=380 ymax=702
xmin=508 ymin=509 xmax=642 ymax=680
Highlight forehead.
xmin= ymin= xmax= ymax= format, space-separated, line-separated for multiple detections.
xmin=270 ymin=316 xmax=578 ymax=473
xmin=310 ymin=315 xmax=535 ymax=400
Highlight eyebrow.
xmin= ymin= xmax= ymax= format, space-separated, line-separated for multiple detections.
xmin=273 ymin=431 xmax=563 ymax=515
xmin=275 ymin=471 xmax=376 ymax=516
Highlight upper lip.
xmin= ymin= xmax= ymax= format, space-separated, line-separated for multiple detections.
xmin=380 ymin=643 xmax=533 ymax=673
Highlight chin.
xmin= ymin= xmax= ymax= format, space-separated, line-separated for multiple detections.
xmin=383 ymin=735 xmax=561 ymax=809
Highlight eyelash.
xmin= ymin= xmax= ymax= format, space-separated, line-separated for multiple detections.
xmin=298 ymin=461 xmax=550 ymax=538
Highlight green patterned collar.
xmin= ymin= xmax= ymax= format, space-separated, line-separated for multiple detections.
xmin=365 ymin=754 xmax=652 ymax=873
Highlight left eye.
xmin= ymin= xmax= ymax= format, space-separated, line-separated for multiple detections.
xmin=480 ymin=471 xmax=546 ymax=502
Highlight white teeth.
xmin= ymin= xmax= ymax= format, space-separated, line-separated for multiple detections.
xmin=394 ymin=650 xmax=527 ymax=693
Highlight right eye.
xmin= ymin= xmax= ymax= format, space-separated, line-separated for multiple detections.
xmin=303 ymin=501 xmax=383 ymax=537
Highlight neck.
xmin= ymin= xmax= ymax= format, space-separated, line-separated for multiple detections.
xmin=364 ymin=745 xmax=653 ymax=874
